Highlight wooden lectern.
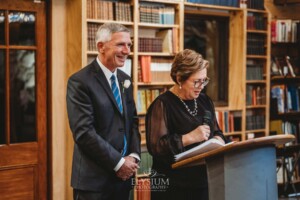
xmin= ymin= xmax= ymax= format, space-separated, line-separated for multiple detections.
xmin=172 ymin=135 xmax=295 ymax=200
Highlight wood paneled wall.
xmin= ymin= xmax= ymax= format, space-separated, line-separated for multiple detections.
xmin=51 ymin=0 xmax=84 ymax=199
xmin=51 ymin=0 xmax=69 ymax=200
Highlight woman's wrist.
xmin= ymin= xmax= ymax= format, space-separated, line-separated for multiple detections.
xmin=182 ymin=133 xmax=193 ymax=147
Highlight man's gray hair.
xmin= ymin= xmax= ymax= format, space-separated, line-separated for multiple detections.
xmin=95 ymin=23 xmax=130 ymax=45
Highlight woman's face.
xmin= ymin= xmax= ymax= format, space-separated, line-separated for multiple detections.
xmin=179 ymin=68 xmax=208 ymax=100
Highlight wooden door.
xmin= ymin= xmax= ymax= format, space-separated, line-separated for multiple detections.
xmin=0 ymin=0 xmax=47 ymax=199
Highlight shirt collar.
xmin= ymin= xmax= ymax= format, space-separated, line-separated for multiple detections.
xmin=96 ymin=57 xmax=118 ymax=84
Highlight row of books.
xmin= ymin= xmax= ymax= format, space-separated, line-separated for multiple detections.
xmin=86 ymin=0 xmax=132 ymax=21
xmin=245 ymin=0 xmax=265 ymax=10
xmin=186 ymin=0 xmax=239 ymax=7
xmin=271 ymin=19 xmax=300 ymax=43
xmin=270 ymin=120 xmax=300 ymax=144
xmin=271 ymin=84 xmax=300 ymax=113
xmin=246 ymin=114 xmax=265 ymax=130
xmin=138 ymin=56 xmax=173 ymax=83
xmin=87 ymin=23 xmax=98 ymax=52
xmin=246 ymin=85 xmax=266 ymax=106
xmin=138 ymin=28 xmax=178 ymax=54
xmin=246 ymin=64 xmax=264 ymax=80
xmin=186 ymin=0 xmax=263 ymax=9
xmin=215 ymin=111 xmax=242 ymax=133
xmin=247 ymin=13 xmax=266 ymax=31
xmin=140 ymin=2 xmax=175 ymax=25
xmin=247 ymin=34 xmax=266 ymax=55
xmin=137 ymin=88 xmax=164 ymax=114
xmin=138 ymin=38 xmax=163 ymax=53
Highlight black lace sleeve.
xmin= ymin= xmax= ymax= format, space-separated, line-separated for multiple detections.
xmin=206 ymin=95 xmax=227 ymax=143
xmin=146 ymin=98 xmax=184 ymax=161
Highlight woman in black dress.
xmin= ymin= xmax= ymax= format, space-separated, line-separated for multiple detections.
xmin=146 ymin=49 xmax=227 ymax=200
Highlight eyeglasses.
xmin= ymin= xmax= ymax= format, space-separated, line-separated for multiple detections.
xmin=194 ymin=77 xmax=210 ymax=88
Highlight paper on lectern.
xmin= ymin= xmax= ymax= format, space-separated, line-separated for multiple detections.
xmin=174 ymin=138 xmax=226 ymax=162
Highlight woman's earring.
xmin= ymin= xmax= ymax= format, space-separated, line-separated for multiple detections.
xmin=179 ymin=84 xmax=182 ymax=89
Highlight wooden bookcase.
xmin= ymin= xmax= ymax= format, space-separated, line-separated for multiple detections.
xmin=244 ymin=8 xmax=271 ymax=141
xmin=265 ymin=1 xmax=300 ymax=195
xmin=67 ymin=0 xmax=272 ymax=149
xmin=134 ymin=0 xmax=184 ymax=148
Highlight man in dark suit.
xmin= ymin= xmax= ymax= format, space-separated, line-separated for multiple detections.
xmin=67 ymin=23 xmax=141 ymax=200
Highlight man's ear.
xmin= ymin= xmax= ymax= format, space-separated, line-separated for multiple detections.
xmin=97 ymin=42 xmax=104 ymax=53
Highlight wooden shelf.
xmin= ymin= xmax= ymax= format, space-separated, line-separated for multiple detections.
xmin=247 ymin=55 xmax=268 ymax=59
xmin=271 ymin=76 xmax=300 ymax=82
xmin=246 ymin=105 xmax=267 ymax=109
xmin=87 ymin=19 xmax=134 ymax=25
xmin=246 ymin=80 xmax=267 ymax=84
xmin=224 ymin=132 xmax=243 ymax=136
xmin=247 ymin=29 xmax=268 ymax=34
xmin=245 ymin=129 xmax=266 ymax=133
xmin=246 ymin=9 xmax=269 ymax=13
xmin=140 ymin=0 xmax=183 ymax=5
xmin=270 ymin=112 xmax=300 ymax=121
xmin=137 ymin=82 xmax=174 ymax=86
xmin=271 ymin=42 xmax=299 ymax=46
xmin=184 ymin=2 xmax=242 ymax=11
xmin=87 ymin=51 xmax=134 ymax=56
xmin=137 ymin=52 xmax=176 ymax=56
xmin=138 ymin=23 xmax=179 ymax=28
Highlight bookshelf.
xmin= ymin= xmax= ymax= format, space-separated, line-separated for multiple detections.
xmin=269 ymin=50 xmax=300 ymax=196
xmin=181 ymin=1 xmax=271 ymax=142
xmin=69 ymin=0 xmax=273 ymax=146
xmin=135 ymin=0 xmax=183 ymax=149
xmin=265 ymin=0 xmax=300 ymax=195
xmin=182 ymin=3 xmax=245 ymax=143
xmin=245 ymin=6 xmax=271 ymax=141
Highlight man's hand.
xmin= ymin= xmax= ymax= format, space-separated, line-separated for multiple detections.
xmin=116 ymin=156 xmax=139 ymax=181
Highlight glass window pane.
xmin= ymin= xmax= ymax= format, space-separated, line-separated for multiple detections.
xmin=0 ymin=11 xmax=5 ymax=45
xmin=9 ymin=12 xmax=35 ymax=46
xmin=0 ymin=50 xmax=5 ymax=144
xmin=10 ymin=50 xmax=36 ymax=143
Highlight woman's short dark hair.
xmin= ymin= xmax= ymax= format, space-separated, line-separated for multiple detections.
xmin=170 ymin=49 xmax=209 ymax=84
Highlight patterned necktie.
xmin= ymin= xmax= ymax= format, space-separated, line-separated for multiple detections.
xmin=110 ymin=74 xmax=123 ymax=113
xmin=110 ymin=74 xmax=127 ymax=156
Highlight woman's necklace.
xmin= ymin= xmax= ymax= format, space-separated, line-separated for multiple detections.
xmin=176 ymin=95 xmax=198 ymax=117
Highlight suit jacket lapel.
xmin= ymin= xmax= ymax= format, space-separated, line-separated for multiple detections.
xmin=92 ymin=60 xmax=123 ymax=115
xmin=117 ymin=72 xmax=130 ymax=136
xmin=118 ymin=73 xmax=128 ymax=113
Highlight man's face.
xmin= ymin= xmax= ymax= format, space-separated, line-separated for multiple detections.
xmin=99 ymin=32 xmax=132 ymax=71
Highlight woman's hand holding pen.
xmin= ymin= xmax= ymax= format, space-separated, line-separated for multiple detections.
xmin=182 ymin=125 xmax=210 ymax=147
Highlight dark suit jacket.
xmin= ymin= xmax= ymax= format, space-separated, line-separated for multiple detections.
xmin=67 ymin=59 xmax=141 ymax=192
